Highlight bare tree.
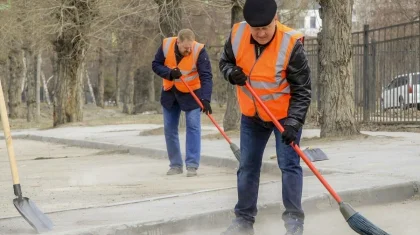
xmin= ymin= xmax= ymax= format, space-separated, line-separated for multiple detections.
xmin=223 ymin=0 xmax=243 ymax=131
xmin=122 ymin=34 xmax=136 ymax=114
xmin=155 ymin=0 xmax=182 ymax=38
xmin=96 ymin=47 xmax=104 ymax=107
xmin=317 ymin=0 xmax=359 ymax=137
xmin=8 ymin=47 xmax=23 ymax=119
xmin=0 ymin=59 xmax=8 ymax=113
xmin=115 ymin=52 xmax=121 ymax=107
xmin=154 ymin=0 xmax=184 ymax=123
xmin=122 ymin=67 xmax=135 ymax=114
xmin=1 ymin=0 xmax=323 ymax=126
xmin=1 ymin=4 xmax=25 ymax=119
xmin=36 ymin=52 xmax=41 ymax=119
xmin=52 ymin=0 xmax=99 ymax=126
xmin=354 ymin=0 xmax=419 ymax=30
xmin=277 ymin=0 xmax=313 ymax=28
xmin=19 ymin=0 xmax=40 ymax=122
xmin=132 ymin=20 xmax=160 ymax=113
xmin=0 ymin=12 xmax=9 ymax=113
xmin=25 ymin=49 xmax=36 ymax=122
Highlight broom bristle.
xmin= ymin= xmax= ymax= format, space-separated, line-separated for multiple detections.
xmin=347 ymin=212 xmax=390 ymax=235
xmin=234 ymin=150 xmax=240 ymax=161
xmin=230 ymin=143 xmax=241 ymax=161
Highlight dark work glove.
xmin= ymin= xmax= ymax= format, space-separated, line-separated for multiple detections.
xmin=169 ymin=68 xmax=182 ymax=81
xmin=282 ymin=125 xmax=298 ymax=145
xmin=200 ymin=99 xmax=212 ymax=115
xmin=228 ymin=66 xmax=247 ymax=86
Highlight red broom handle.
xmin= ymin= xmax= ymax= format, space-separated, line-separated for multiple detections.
xmin=244 ymin=82 xmax=342 ymax=203
xmin=178 ymin=77 xmax=233 ymax=144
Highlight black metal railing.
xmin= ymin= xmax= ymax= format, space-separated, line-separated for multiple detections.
xmin=306 ymin=20 xmax=420 ymax=124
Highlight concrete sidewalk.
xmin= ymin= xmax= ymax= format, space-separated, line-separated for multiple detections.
xmin=0 ymin=175 xmax=416 ymax=235
xmin=0 ymin=124 xmax=419 ymax=234
xmin=8 ymin=124 xmax=420 ymax=178
xmin=173 ymin=196 xmax=420 ymax=235
xmin=6 ymin=124 xmax=317 ymax=163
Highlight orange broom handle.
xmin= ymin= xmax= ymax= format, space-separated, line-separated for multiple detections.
xmin=178 ymin=77 xmax=233 ymax=144
xmin=244 ymin=82 xmax=342 ymax=203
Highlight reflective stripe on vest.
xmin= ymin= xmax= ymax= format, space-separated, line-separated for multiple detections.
xmin=163 ymin=38 xmax=172 ymax=57
xmin=162 ymin=37 xmax=204 ymax=93
xmin=231 ymin=21 xmax=304 ymax=120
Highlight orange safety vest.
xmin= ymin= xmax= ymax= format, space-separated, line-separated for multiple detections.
xmin=162 ymin=37 xmax=204 ymax=93
xmin=231 ymin=21 xmax=304 ymax=121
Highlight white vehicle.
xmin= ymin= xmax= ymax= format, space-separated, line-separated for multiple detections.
xmin=381 ymin=72 xmax=420 ymax=111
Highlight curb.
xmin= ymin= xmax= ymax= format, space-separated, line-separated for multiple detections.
xmin=54 ymin=181 xmax=420 ymax=235
xmin=15 ymin=134 xmax=346 ymax=177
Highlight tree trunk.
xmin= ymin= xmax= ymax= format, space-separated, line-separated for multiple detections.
xmin=25 ymin=49 xmax=36 ymax=122
xmin=122 ymin=41 xmax=135 ymax=114
xmin=54 ymin=48 xmax=84 ymax=126
xmin=224 ymin=84 xmax=241 ymax=131
xmin=154 ymin=0 xmax=183 ymax=124
xmin=115 ymin=53 xmax=121 ymax=107
xmin=134 ymin=66 xmax=157 ymax=113
xmin=223 ymin=1 xmax=243 ymax=131
xmin=52 ymin=0 xmax=98 ymax=127
xmin=8 ymin=48 xmax=23 ymax=119
xmin=149 ymin=71 xmax=155 ymax=102
xmin=97 ymin=47 xmax=104 ymax=108
xmin=50 ymin=52 xmax=58 ymax=102
xmin=0 ymin=60 xmax=8 ymax=114
xmin=85 ymin=70 xmax=96 ymax=105
xmin=35 ymin=51 xmax=41 ymax=121
xmin=123 ymin=71 xmax=134 ymax=114
xmin=77 ymin=59 xmax=85 ymax=116
xmin=318 ymin=0 xmax=360 ymax=137
xmin=41 ymin=72 xmax=51 ymax=105
xmin=21 ymin=50 xmax=26 ymax=98
xmin=133 ymin=68 xmax=143 ymax=112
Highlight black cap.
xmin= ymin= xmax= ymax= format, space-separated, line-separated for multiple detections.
xmin=243 ymin=0 xmax=278 ymax=27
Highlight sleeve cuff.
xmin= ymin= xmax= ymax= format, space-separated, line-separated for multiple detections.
xmin=284 ymin=117 xmax=303 ymax=130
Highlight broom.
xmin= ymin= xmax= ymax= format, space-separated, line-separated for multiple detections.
xmin=244 ymin=82 xmax=389 ymax=235
xmin=177 ymin=76 xmax=241 ymax=161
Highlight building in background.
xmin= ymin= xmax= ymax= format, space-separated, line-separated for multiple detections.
xmin=279 ymin=2 xmax=358 ymax=38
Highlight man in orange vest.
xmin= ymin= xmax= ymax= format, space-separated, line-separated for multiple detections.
xmin=219 ymin=0 xmax=311 ymax=234
xmin=152 ymin=29 xmax=213 ymax=177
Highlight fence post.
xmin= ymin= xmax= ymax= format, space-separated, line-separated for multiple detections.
xmin=369 ymin=39 xmax=377 ymax=117
xmin=317 ymin=41 xmax=321 ymax=113
xmin=363 ymin=24 xmax=370 ymax=122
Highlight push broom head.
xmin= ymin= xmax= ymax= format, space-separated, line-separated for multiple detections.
xmin=230 ymin=143 xmax=241 ymax=161
xmin=339 ymin=202 xmax=390 ymax=235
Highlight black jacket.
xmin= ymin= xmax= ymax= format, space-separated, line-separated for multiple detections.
xmin=219 ymin=30 xmax=312 ymax=130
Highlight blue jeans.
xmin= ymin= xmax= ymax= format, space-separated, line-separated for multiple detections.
xmin=163 ymin=103 xmax=201 ymax=169
xmin=234 ymin=115 xmax=304 ymax=228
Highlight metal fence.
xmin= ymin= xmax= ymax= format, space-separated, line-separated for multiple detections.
xmin=306 ymin=20 xmax=420 ymax=124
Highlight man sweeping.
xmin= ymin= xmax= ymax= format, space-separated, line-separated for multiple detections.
xmin=218 ymin=0 xmax=312 ymax=234
xmin=152 ymin=29 xmax=213 ymax=177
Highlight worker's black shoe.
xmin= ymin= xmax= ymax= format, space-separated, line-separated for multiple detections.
xmin=285 ymin=224 xmax=303 ymax=235
xmin=220 ymin=218 xmax=254 ymax=235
